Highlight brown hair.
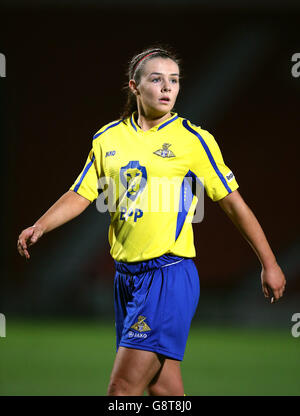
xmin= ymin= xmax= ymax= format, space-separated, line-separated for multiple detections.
xmin=120 ymin=45 xmax=181 ymax=120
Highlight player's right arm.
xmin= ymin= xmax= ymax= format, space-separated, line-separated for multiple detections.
xmin=18 ymin=122 xmax=108 ymax=260
xmin=17 ymin=190 xmax=91 ymax=259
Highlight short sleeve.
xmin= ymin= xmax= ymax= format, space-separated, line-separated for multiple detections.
xmin=191 ymin=127 xmax=239 ymax=202
xmin=69 ymin=141 xmax=102 ymax=203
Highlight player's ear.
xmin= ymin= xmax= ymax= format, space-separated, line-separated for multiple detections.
xmin=129 ymin=79 xmax=139 ymax=96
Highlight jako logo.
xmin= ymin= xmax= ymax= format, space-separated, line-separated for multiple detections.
xmin=0 ymin=53 xmax=6 ymax=78
xmin=0 ymin=313 xmax=6 ymax=337
xmin=291 ymin=313 xmax=300 ymax=338
xmin=128 ymin=331 xmax=147 ymax=339
xmin=291 ymin=53 xmax=300 ymax=78
xmin=105 ymin=150 xmax=116 ymax=157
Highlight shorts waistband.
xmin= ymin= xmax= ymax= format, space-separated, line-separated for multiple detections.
xmin=114 ymin=254 xmax=186 ymax=275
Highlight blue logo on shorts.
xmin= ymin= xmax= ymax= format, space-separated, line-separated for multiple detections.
xmin=127 ymin=331 xmax=148 ymax=339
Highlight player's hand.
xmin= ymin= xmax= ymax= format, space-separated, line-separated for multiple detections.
xmin=261 ymin=263 xmax=286 ymax=303
xmin=17 ymin=225 xmax=44 ymax=259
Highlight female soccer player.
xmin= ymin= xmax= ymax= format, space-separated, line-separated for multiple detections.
xmin=17 ymin=46 xmax=286 ymax=396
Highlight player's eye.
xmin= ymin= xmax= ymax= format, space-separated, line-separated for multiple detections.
xmin=152 ymin=78 xmax=160 ymax=83
xmin=170 ymin=78 xmax=178 ymax=84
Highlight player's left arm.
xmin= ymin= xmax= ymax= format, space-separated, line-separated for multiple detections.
xmin=218 ymin=189 xmax=286 ymax=303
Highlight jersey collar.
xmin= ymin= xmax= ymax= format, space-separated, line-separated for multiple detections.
xmin=130 ymin=112 xmax=178 ymax=133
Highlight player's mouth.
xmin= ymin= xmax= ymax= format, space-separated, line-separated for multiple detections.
xmin=159 ymin=96 xmax=170 ymax=104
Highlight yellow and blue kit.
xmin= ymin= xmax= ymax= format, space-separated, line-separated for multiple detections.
xmin=70 ymin=112 xmax=239 ymax=360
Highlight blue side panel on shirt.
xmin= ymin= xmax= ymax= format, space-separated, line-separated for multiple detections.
xmin=175 ymin=170 xmax=199 ymax=240
xmin=74 ymin=153 xmax=95 ymax=192
xmin=182 ymin=119 xmax=232 ymax=194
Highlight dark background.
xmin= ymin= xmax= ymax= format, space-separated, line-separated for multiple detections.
xmin=1 ymin=1 xmax=300 ymax=327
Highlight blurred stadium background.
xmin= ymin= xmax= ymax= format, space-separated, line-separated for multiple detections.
xmin=0 ymin=0 xmax=299 ymax=396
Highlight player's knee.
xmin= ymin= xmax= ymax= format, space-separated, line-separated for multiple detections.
xmin=147 ymin=384 xmax=165 ymax=396
xmin=147 ymin=383 xmax=183 ymax=396
xmin=107 ymin=377 xmax=135 ymax=396
xmin=107 ymin=377 xmax=129 ymax=396
xmin=147 ymin=380 xmax=184 ymax=396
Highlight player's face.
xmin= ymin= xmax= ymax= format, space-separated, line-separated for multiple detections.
xmin=132 ymin=57 xmax=180 ymax=118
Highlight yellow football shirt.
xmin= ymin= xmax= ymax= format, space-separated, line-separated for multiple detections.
xmin=70 ymin=112 xmax=239 ymax=262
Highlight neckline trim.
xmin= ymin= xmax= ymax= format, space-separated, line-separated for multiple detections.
xmin=130 ymin=112 xmax=178 ymax=133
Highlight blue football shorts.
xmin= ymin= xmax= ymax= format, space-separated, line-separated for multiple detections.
xmin=114 ymin=254 xmax=200 ymax=361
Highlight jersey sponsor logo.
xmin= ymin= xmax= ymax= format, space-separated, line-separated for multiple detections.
xmin=120 ymin=161 xmax=147 ymax=201
xmin=105 ymin=150 xmax=116 ymax=157
xmin=131 ymin=315 xmax=151 ymax=332
xmin=153 ymin=143 xmax=176 ymax=158
xmin=226 ymin=171 xmax=234 ymax=182
xmin=120 ymin=207 xmax=143 ymax=222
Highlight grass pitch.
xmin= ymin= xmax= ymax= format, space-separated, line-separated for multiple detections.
xmin=0 ymin=320 xmax=299 ymax=396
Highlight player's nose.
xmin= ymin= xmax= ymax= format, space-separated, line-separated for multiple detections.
xmin=162 ymin=82 xmax=171 ymax=92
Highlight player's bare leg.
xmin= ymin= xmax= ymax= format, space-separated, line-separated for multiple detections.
xmin=146 ymin=358 xmax=184 ymax=396
xmin=107 ymin=347 xmax=164 ymax=396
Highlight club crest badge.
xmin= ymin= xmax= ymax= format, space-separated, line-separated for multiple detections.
xmin=120 ymin=161 xmax=147 ymax=201
xmin=153 ymin=143 xmax=175 ymax=158
xmin=131 ymin=316 xmax=151 ymax=332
